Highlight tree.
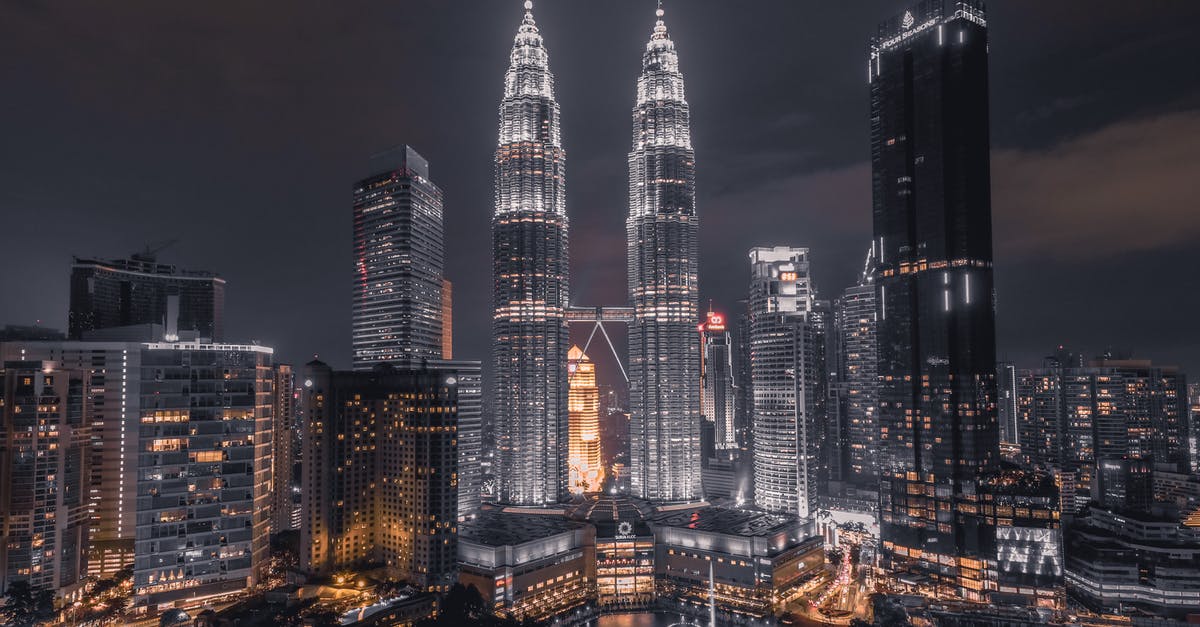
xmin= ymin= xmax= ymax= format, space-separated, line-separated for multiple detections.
xmin=1 ymin=581 xmax=56 ymax=626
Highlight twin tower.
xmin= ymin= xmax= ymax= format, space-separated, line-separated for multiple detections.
xmin=493 ymin=2 xmax=699 ymax=505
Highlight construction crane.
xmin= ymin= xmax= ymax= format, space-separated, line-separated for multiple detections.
xmin=131 ymin=238 xmax=180 ymax=263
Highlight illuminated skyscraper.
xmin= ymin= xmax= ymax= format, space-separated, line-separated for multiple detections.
xmin=352 ymin=145 xmax=444 ymax=369
xmin=870 ymin=0 xmax=1000 ymax=599
xmin=700 ymin=309 xmax=737 ymax=452
xmin=836 ymin=247 xmax=879 ymax=491
xmin=627 ymin=4 xmax=700 ymax=502
xmin=568 ymin=346 xmax=602 ymax=494
xmin=749 ymin=247 xmax=820 ymax=518
xmin=492 ymin=1 xmax=569 ymax=505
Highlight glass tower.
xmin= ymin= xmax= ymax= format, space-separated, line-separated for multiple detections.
xmin=870 ymin=0 xmax=1000 ymax=600
xmin=627 ymin=4 xmax=700 ymax=502
xmin=492 ymin=1 xmax=569 ymax=505
xmin=352 ymin=145 xmax=444 ymax=369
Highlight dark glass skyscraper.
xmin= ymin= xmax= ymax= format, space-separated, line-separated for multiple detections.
xmin=352 ymin=145 xmax=444 ymax=369
xmin=69 ymin=253 xmax=224 ymax=341
xmin=492 ymin=1 xmax=569 ymax=505
xmin=870 ymin=0 xmax=1000 ymax=600
xmin=627 ymin=5 xmax=700 ymax=502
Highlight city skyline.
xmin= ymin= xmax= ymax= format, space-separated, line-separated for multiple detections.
xmin=3 ymin=2 xmax=1199 ymax=386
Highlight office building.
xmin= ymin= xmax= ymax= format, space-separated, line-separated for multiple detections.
xmin=271 ymin=363 xmax=298 ymax=534
xmin=836 ymin=258 xmax=879 ymax=491
xmin=567 ymin=346 xmax=602 ymax=494
xmin=441 ymin=278 xmax=453 ymax=360
xmin=132 ymin=340 xmax=273 ymax=610
xmin=700 ymin=309 xmax=737 ymax=454
xmin=997 ymin=362 xmax=1019 ymax=447
xmin=352 ymin=145 xmax=445 ymax=369
xmin=492 ymin=1 xmax=570 ymax=506
xmin=454 ymin=364 xmax=483 ymax=522
xmin=626 ymin=4 xmax=701 ymax=502
xmin=300 ymin=360 xmax=472 ymax=591
xmin=0 ymin=361 xmax=90 ymax=598
xmin=1065 ymin=505 xmax=1200 ymax=619
xmin=749 ymin=247 xmax=820 ymax=519
xmin=870 ymin=0 xmax=1000 ymax=599
xmin=69 ymin=253 xmax=224 ymax=341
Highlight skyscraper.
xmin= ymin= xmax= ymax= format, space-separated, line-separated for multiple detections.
xmin=568 ymin=346 xmax=602 ymax=494
xmin=352 ymin=145 xmax=445 ymax=369
xmin=300 ymin=361 xmax=464 ymax=591
xmin=441 ymin=278 xmax=453 ymax=360
xmin=627 ymin=4 xmax=700 ymax=502
xmin=838 ymin=267 xmax=879 ymax=492
xmin=870 ymin=1 xmax=999 ymax=599
xmin=491 ymin=1 xmax=569 ymax=506
xmin=0 ymin=361 xmax=90 ymax=598
xmin=700 ymin=309 xmax=737 ymax=452
xmin=749 ymin=247 xmax=820 ymax=518
xmin=69 ymin=252 xmax=224 ymax=341
xmin=271 ymin=363 xmax=299 ymax=534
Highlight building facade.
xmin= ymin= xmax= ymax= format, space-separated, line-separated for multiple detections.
xmin=352 ymin=145 xmax=445 ymax=369
xmin=69 ymin=254 xmax=224 ymax=341
xmin=491 ymin=1 xmax=570 ymax=506
xmin=626 ymin=5 xmax=701 ymax=502
xmin=749 ymin=247 xmax=820 ymax=519
xmin=700 ymin=309 xmax=737 ymax=453
xmin=567 ymin=346 xmax=602 ymax=494
xmin=837 ymin=274 xmax=879 ymax=492
xmin=271 ymin=363 xmax=298 ymax=534
xmin=132 ymin=341 xmax=273 ymax=610
xmin=300 ymin=360 xmax=469 ymax=591
xmin=870 ymin=0 xmax=1000 ymax=600
xmin=0 ymin=361 xmax=91 ymax=598
xmin=979 ymin=468 xmax=1064 ymax=609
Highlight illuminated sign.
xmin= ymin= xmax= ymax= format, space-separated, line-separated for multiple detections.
xmin=704 ymin=311 xmax=726 ymax=332
xmin=902 ymin=10 xmax=915 ymax=29
xmin=780 ymin=271 xmax=797 ymax=282
xmin=616 ymin=521 xmax=635 ymax=539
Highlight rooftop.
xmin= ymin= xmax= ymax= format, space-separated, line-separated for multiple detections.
xmin=458 ymin=510 xmax=586 ymax=547
xmin=649 ymin=505 xmax=796 ymax=538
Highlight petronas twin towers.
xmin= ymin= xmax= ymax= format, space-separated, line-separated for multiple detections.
xmin=492 ymin=1 xmax=699 ymax=505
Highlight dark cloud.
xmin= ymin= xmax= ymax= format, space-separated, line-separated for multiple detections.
xmin=1 ymin=0 xmax=1199 ymax=385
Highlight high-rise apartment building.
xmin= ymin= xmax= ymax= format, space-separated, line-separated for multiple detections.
xmin=627 ymin=4 xmax=701 ymax=502
xmin=271 ymin=363 xmax=298 ymax=534
xmin=749 ymin=247 xmax=820 ymax=519
xmin=0 ymin=361 xmax=91 ymax=598
xmin=567 ymin=346 xmax=602 ymax=494
xmin=352 ymin=145 xmax=445 ymax=369
xmin=132 ymin=341 xmax=273 ymax=609
xmin=870 ymin=1 xmax=1000 ymax=599
xmin=69 ymin=253 xmax=224 ymax=341
xmin=492 ymin=1 xmax=570 ymax=506
xmin=300 ymin=360 xmax=467 ymax=591
xmin=700 ymin=309 xmax=737 ymax=452
xmin=1018 ymin=356 xmax=1189 ymax=513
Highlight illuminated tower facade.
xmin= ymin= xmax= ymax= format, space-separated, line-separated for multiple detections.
xmin=492 ymin=1 xmax=569 ymax=505
xmin=352 ymin=145 xmax=444 ymax=369
xmin=627 ymin=4 xmax=700 ymax=502
xmin=568 ymin=346 xmax=602 ymax=494
xmin=870 ymin=0 xmax=1000 ymax=599
xmin=700 ymin=309 xmax=737 ymax=452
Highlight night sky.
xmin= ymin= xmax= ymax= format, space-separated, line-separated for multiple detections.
xmin=3 ymin=1 xmax=1199 ymax=388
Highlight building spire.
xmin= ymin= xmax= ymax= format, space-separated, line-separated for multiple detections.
xmin=652 ymin=0 xmax=669 ymax=40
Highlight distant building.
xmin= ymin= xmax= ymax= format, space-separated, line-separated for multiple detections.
xmin=1066 ymin=505 xmax=1200 ymax=619
xmin=834 ymin=256 xmax=878 ymax=492
xmin=700 ymin=309 xmax=737 ymax=453
xmin=0 ymin=361 xmax=90 ymax=598
xmin=300 ymin=360 xmax=471 ymax=591
xmin=748 ymin=247 xmax=820 ymax=519
xmin=650 ymin=505 xmax=823 ymax=620
xmin=271 ymin=364 xmax=298 ymax=534
xmin=567 ymin=346 xmax=602 ymax=494
xmin=352 ymin=145 xmax=445 ymax=369
xmin=1017 ymin=356 xmax=1189 ymax=512
xmin=0 ymin=325 xmax=65 ymax=341
xmin=69 ymin=253 xmax=224 ymax=341
xmin=997 ymin=361 xmax=1018 ymax=447
xmin=458 ymin=510 xmax=595 ymax=622
xmin=132 ymin=340 xmax=273 ymax=609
